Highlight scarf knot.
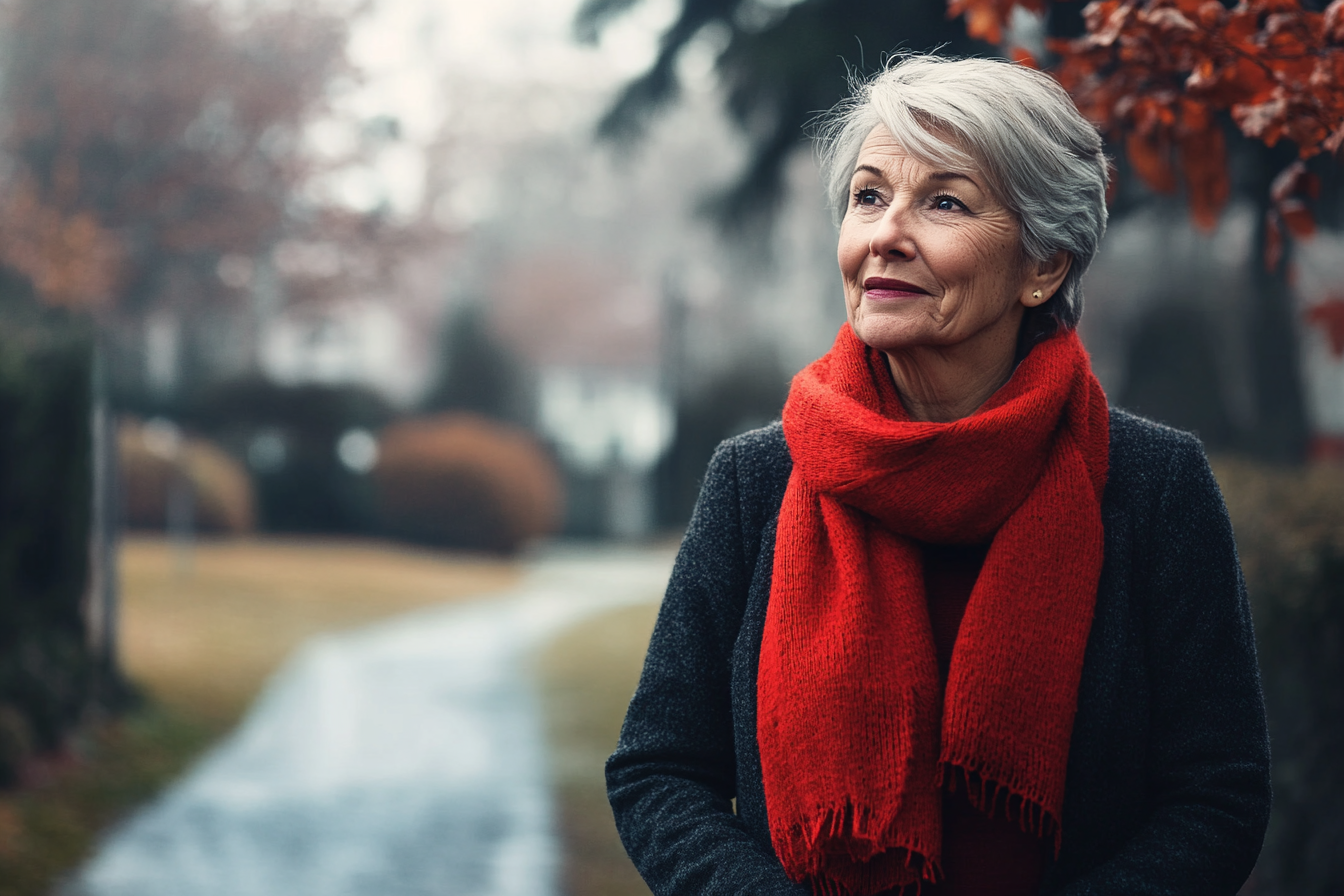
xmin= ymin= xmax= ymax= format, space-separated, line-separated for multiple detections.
xmin=759 ymin=324 xmax=1109 ymax=895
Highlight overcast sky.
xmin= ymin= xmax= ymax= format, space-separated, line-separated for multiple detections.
xmin=309 ymin=0 xmax=683 ymax=217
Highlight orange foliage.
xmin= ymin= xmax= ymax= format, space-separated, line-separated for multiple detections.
xmin=0 ymin=0 xmax=356 ymax=312
xmin=952 ymin=0 xmax=1344 ymax=264
xmin=1263 ymin=159 xmax=1322 ymax=267
xmin=946 ymin=0 xmax=1344 ymax=353
xmin=949 ymin=0 xmax=1047 ymax=44
xmin=1044 ymin=0 xmax=1344 ymax=244
xmin=0 ymin=179 xmax=121 ymax=310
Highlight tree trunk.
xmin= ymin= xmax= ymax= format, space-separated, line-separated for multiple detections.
xmin=1246 ymin=157 xmax=1310 ymax=463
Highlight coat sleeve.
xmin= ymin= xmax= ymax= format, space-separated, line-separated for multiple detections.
xmin=606 ymin=440 xmax=812 ymax=896
xmin=1057 ymin=436 xmax=1272 ymax=895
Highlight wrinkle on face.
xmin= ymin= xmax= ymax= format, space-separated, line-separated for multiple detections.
xmin=836 ymin=126 xmax=1048 ymax=421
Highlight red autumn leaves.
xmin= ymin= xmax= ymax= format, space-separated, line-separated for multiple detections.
xmin=1266 ymin=158 xmax=1321 ymax=268
xmin=950 ymin=0 xmax=1344 ymax=267
xmin=1305 ymin=298 xmax=1344 ymax=356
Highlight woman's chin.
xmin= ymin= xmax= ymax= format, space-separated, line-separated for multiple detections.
xmin=849 ymin=299 xmax=945 ymax=347
xmin=850 ymin=317 xmax=940 ymax=356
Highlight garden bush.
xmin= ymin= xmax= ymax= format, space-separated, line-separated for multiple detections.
xmin=374 ymin=414 xmax=562 ymax=554
xmin=1212 ymin=457 xmax=1344 ymax=896
xmin=118 ymin=419 xmax=255 ymax=534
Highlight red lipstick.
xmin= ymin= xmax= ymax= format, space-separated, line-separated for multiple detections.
xmin=863 ymin=277 xmax=928 ymax=299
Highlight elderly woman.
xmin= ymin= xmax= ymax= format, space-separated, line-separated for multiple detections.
xmin=606 ymin=55 xmax=1271 ymax=896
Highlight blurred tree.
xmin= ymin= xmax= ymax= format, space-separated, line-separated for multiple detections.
xmin=421 ymin=306 xmax=529 ymax=424
xmin=0 ymin=0 xmax=355 ymax=315
xmin=0 ymin=0 xmax=432 ymax=410
xmin=1118 ymin=303 xmax=1237 ymax=448
xmin=1043 ymin=0 xmax=1344 ymax=461
xmin=0 ymin=272 xmax=96 ymax=785
xmin=582 ymin=0 xmax=1344 ymax=461
xmin=577 ymin=0 xmax=988 ymax=227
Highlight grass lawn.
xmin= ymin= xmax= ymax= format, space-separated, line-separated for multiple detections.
xmin=118 ymin=535 xmax=521 ymax=724
xmin=0 ymin=535 xmax=520 ymax=896
xmin=537 ymin=601 xmax=660 ymax=896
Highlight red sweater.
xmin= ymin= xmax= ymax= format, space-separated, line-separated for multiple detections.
xmin=921 ymin=542 xmax=1050 ymax=896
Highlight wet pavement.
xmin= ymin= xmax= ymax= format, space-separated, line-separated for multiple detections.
xmin=64 ymin=545 xmax=674 ymax=896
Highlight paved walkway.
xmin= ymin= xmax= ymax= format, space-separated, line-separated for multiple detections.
xmin=64 ymin=545 xmax=674 ymax=896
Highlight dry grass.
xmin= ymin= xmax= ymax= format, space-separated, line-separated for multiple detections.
xmin=120 ymin=535 xmax=521 ymax=724
xmin=0 ymin=706 xmax=218 ymax=896
xmin=537 ymin=602 xmax=660 ymax=896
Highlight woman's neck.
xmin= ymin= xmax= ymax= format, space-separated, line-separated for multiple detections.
xmin=883 ymin=327 xmax=1020 ymax=423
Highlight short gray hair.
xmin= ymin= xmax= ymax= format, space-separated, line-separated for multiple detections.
xmin=815 ymin=54 xmax=1108 ymax=331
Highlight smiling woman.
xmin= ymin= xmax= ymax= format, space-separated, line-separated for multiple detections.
xmin=838 ymin=128 xmax=1064 ymax=422
xmin=606 ymin=55 xmax=1271 ymax=896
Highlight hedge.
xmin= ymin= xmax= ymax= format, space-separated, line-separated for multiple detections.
xmin=1214 ymin=458 xmax=1344 ymax=896
xmin=0 ymin=299 xmax=95 ymax=786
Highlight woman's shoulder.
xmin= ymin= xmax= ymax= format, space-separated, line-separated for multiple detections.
xmin=1107 ymin=408 xmax=1214 ymax=475
xmin=717 ymin=418 xmax=792 ymax=482
xmin=705 ymin=420 xmax=793 ymax=527
xmin=1105 ymin=406 xmax=1223 ymax=521
xmin=718 ymin=419 xmax=791 ymax=469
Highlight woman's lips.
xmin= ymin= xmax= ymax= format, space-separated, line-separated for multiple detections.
xmin=863 ymin=277 xmax=929 ymax=300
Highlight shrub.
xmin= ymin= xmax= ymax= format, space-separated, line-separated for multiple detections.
xmin=118 ymin=420 xmax=255 ymax=534
xmin=1212 ymin=457 xmax=1344 ymax=896
xmin=374 ymin=414 xmax=562 ymax=554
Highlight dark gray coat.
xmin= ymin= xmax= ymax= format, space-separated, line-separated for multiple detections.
xmin=607 ymin=409 xmax=1271 ymax=895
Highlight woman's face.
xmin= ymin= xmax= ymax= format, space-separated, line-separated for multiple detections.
xmin=838 ymin=126 xmax=1049 ymax=358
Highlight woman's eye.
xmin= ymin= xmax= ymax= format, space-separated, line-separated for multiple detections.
xmin=933 ymin=195 xmax=964 ymax=211
xmin=854 ymin=188 xmax=881 ymax=206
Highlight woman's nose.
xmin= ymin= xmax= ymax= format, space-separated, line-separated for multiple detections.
xmin=868 ymin=205 xmax=915 ymax=259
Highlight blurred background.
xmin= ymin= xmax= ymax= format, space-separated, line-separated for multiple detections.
xmin=0 ymin=0 xmax=1340 ymax=893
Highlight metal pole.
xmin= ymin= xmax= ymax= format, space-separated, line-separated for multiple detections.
xmin=86 ymin=336 xmax=119 ymax=677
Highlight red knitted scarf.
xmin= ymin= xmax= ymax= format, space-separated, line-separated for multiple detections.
xmin=759 ymin=324 xmax=1109 ymax=895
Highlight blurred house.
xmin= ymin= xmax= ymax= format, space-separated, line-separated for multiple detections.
xmin=260 ymin=299 xmax=423 ymax=407
xmin=538 ymin=368 xmax=674 ymax=537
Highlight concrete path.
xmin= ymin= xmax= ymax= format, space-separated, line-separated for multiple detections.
xmin=64 ymin=545 xmax=673 ymax=896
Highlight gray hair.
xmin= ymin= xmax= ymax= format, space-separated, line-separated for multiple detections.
xmin=815 ymin=55 xmax=1108 ymax=331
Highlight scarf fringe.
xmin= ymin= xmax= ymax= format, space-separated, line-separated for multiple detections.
xmin=781 ymin=800 xmax=944 ymax=896
xmin=939 ymin=761 xmax=1062 ymax=855
xmin=809 ymin=874 xmax=933 ymax=896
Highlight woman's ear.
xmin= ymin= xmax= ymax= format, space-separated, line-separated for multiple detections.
xmin=1023 ymin=250 xmax=1072 ymax=308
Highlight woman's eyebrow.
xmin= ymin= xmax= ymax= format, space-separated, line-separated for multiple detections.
xmin=930 ymin=171 xmax=980 ymax=188
xmin=851 ymin=165 xmax=980 ymax=190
